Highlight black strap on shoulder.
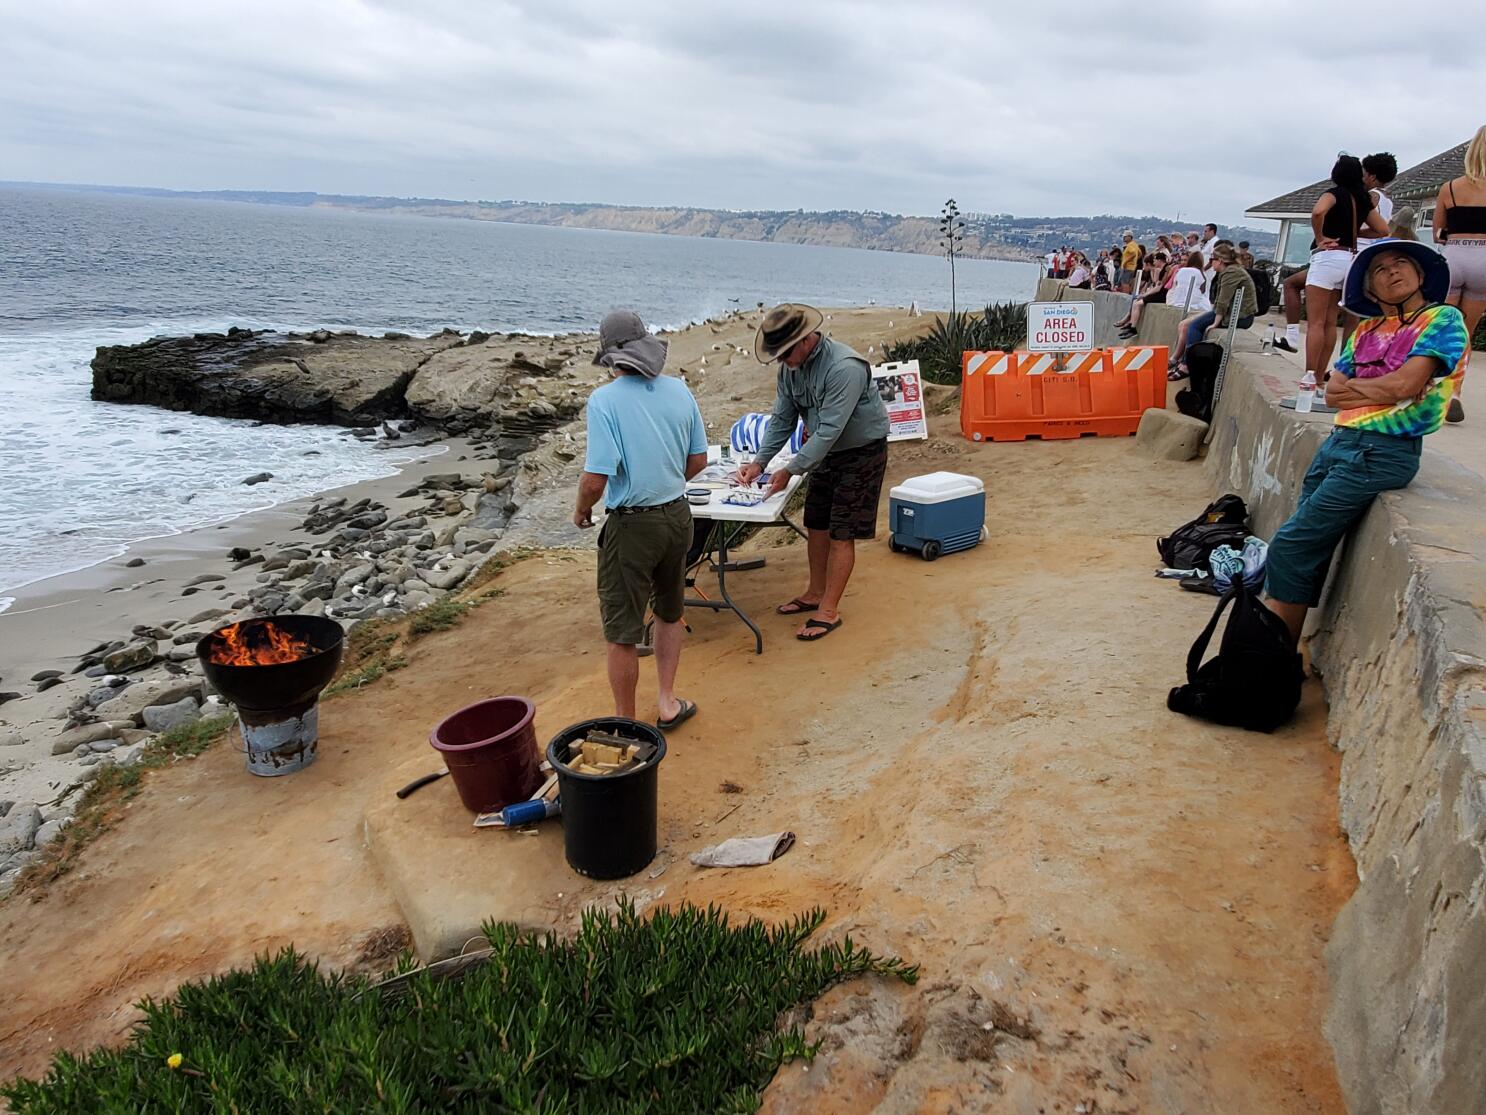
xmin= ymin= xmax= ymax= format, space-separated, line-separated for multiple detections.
xmin=1186 ymin=581 xmax=1243 ymax=682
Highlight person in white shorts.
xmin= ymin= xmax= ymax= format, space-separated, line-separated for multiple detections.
xmin=1433 ymin=124 xmax=1486 ymax=423
xmin=1304 ymin=155 xmax=1390 ymax=384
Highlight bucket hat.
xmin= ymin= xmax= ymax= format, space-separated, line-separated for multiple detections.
xmin=755 ymin=303 xmax=824 ymax=363
xmin=1343 ymin=239 xmax=1450 ymax=318
xmin=592 ymin=310 xmax=668 ymax=377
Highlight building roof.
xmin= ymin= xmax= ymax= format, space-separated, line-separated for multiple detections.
xmin=1244 ymin=141 xmax=1469 ymax=219
xmin=1389 ymin=142 xmax=1468 ymax=202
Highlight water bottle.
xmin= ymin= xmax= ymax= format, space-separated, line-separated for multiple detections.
xmin=1296 ymin=370 xmax=1317 ymax=414
xmin=1263 ymin=323 xmax=1276 ymax=353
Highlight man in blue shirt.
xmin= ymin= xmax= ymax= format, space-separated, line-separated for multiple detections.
xmin=574 ymin=311 xmax=707 ymax=730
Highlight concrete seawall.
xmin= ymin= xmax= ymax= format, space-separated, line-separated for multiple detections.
xmin=1205 ymin=350 xmax=1486 ymax=1115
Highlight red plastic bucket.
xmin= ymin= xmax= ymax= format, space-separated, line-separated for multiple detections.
xmin=429 ymin=696 xmax=542 ymax=813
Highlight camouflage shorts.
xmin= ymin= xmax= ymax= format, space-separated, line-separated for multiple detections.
xmin=803 ymin=438 xmax=888 ymax=541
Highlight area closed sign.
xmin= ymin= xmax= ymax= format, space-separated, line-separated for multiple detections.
xmin=1026 ymin=302 xmax=1094 ymax=353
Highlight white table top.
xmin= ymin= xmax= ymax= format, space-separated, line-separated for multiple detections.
xmin=687 ymin=447 xmax=803 ymax=523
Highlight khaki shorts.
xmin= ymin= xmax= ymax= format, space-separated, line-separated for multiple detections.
xmin=596 ymin=499 xmax=692 ymax=645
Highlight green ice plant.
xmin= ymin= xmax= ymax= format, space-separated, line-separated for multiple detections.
xmin=2 ymin=899 xmax=917 ymax=1114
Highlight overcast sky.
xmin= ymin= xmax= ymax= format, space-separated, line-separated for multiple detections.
xmin=3 ymin=0 xmax=1482 ymax=228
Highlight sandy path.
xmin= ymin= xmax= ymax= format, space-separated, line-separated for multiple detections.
xmin=0 ymin=399 xmax=1351 ymax=1111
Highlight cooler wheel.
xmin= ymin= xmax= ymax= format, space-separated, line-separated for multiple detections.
xmin=921 ymin=540 xmax=942 ymax=562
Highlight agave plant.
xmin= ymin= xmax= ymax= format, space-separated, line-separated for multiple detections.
xmin=883 ymin=301 xmax=1028 ymax=385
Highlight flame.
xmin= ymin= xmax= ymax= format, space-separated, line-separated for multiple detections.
xmin=208 ymin=621 xmax=317 ymax=667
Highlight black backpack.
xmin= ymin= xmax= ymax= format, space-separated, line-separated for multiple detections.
xmin=1175 ymin=341 xmax=1225 ymax=422
xmin=1168 ymin=578 xmax=1304 ymax=732
xmin=1157 ymin=494 xmax=1248 ymax=570
xmin=1247 ymin=267 xmax=1273 ymax=316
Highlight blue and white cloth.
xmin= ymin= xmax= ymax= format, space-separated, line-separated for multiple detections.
xmin=730 ymin=412 xmax=804 ymax=456
xmin=1209 ymin=536 xmax=1268 ymax=592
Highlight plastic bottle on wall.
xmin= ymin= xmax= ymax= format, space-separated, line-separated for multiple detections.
xmin=1296 ymin=370 xmax=1317 ymax=414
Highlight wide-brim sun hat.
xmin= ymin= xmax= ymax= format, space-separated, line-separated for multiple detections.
xmin=1343 ymin=239 xmax=1450 ymax=318
xmin=755 ymin=303 xmax=824 ymax=363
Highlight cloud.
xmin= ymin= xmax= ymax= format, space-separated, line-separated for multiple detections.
xmin=1 ymin=0 xmax=1482 ymax=226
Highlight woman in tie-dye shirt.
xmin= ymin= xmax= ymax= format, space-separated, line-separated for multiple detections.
xmin=1265 ymin=240 xmax=1469 ymax=644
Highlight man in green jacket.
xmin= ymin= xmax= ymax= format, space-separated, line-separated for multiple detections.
xmin=735 ymin=304 xmax=890 ymax=642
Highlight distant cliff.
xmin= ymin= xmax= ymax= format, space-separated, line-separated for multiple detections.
xmin=340 ymin=200 xmax=1035 ymax=262
xmin=9 ymin=182 xmax=1274 ymax=259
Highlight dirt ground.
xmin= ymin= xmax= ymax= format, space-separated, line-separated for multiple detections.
xmin=0 ymin=368 xmax=1353 ymax=1111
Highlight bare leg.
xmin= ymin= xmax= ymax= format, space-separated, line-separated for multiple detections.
xmin=1304 ymin=286 xmax=1341 ymax=376
xmin=1283 ymin=269 xmax=1307 ymax=325
xmin=651 ymin=617 xmax=685 ymax=723
xmin=1338 ymin=310 xmax=1360 ymax=358
xmin=799 ymin=527 xmax=829 ymax=603
xmin=1266 ymin=599 xmax=1308 ymax=646
xmin=800 ymin=539 xmax=856 ymax=635
xmin=606 ymin=643 xmax=639 ymax=718
xmin=1449 ymin=295 xmax=1485 ymax=417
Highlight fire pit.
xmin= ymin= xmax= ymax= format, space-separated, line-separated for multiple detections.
xmin=197 ymin=615 xmax=345 ymax=777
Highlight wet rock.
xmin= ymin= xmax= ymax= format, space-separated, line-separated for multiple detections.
xmin=141 ymin=697 xmax=201 ymax=734
xmin=125 ymin=557 xmax=147 ymax=567
xmin=30 ymin=669 xmax=62 ymax=683
xmin=35 ymin=677 xmax=63 ymax=692
xmin=104 ymin=642 xmax=157 ymax=673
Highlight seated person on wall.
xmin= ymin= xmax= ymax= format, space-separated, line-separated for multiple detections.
xmin=1264 ymin=241 xmax=1469 ymax=644
xmin=1170 ymin=245 xmax=1258 ymax=379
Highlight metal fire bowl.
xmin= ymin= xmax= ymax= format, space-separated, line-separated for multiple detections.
xmin=196 ymin=614 xmax=345 ymax=713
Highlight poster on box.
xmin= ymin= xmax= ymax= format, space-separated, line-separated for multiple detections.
xmin=871 ymin=359 xmax=928 ymax=442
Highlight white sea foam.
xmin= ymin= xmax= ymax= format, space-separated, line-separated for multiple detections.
xmin=0 ymin=320 xmax=443 ymax=595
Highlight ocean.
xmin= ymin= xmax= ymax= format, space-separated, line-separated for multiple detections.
xmin=0 ymin=185 xmax=1038 ymax=604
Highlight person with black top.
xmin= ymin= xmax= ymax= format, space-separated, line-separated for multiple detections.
xmin=1303 ymin=156 xmax=1391 ymax=387
xmin=1433 ymin=124 xmax=1486 ymax=423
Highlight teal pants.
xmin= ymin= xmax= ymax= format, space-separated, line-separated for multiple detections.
xmin=1264 ymin=427 xmax=1421 ymax=607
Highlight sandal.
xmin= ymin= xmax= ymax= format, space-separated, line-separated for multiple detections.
xmin=1168 ymin=366 xmax=1189 ymax=382
xmin=796 ymin=618 xmax=842 ymax=641
xmin=776 ymin=598 xmax=820 ymax=615
xmin=657 ymin=698 xmax=698 ymax=732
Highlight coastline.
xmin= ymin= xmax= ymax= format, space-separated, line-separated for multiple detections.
xmin=0 ymin=306 xmax=926 ymax=833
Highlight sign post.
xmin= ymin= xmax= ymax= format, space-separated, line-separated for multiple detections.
xmin=1025 ymin=301 xmax=1094 ymax=370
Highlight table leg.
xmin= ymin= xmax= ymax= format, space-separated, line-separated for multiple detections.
xmin=715 ymin=525 xmax=763 ymax=655
xmin=781 ymin=512 xmax=808 ymax=540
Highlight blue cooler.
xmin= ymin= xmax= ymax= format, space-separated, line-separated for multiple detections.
xmin=888 ymin=472 xmax=986 ymax=561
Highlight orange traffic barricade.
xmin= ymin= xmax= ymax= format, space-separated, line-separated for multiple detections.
xmin=960 ymin=346 xmax=1168 ymax=442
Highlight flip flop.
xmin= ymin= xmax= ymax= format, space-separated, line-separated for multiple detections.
xmin=776 ymin=598 xmax=820 ymax=615
xmin=657 ymin=698 xmax=698 ymax=732
xmin=797 ymin=618 xmax=843 ymax=641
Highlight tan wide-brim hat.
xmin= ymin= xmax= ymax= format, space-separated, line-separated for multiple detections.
xmin=754 ymin=303 xmax=824 ymax=363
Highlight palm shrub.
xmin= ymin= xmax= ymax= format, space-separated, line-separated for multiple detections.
xmin=884 ymin=301 xmax=1028 ymax=385
xmin=2 ymin=900 xmax=917 ymax=1114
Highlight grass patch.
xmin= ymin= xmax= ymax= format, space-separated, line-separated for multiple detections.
xmin=10 ymin=716 xmax=234 ymax=897
xmin=408 ymin=597 xmax=475 ymax=637
xmin=1 ymin=901 xmax=916 ymax=1114
xmin=323 ymin=653 xmax=407 ymax=698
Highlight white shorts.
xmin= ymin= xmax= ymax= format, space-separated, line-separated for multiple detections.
xmin=1307 ymin=249 xmax=1355 ymax=292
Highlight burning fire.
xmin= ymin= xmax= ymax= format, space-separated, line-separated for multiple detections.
xmin=208 ymin=621 xmax=317 ymax=667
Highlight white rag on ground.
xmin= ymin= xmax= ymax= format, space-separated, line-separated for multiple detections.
xmin=690 ymin=831 xmax=796 ymax=868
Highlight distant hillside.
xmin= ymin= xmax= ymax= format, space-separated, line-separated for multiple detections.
xmin=5 ymin=181 xmax=1275 ymax=259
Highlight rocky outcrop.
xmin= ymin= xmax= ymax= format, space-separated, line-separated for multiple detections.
xmin=91 ymin=328 xmax=465 ymax=427
xmin=91 ymin=328 xmax=590 ymax=435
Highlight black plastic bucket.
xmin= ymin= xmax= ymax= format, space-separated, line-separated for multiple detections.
xmin=546 ymin=717 xmax=667 ymax=880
